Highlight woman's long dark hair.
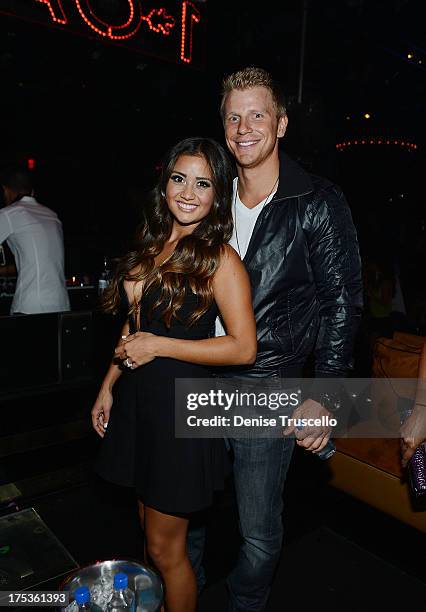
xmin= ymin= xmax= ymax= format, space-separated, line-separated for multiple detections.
xmin=102 ymin=137 xmax=234 ymax=326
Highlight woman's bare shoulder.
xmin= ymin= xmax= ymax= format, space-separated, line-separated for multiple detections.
xmin=215 ymin=244 xmax=246 ymax=281
xmin=219 ymin=243 xmax=241 ymax=264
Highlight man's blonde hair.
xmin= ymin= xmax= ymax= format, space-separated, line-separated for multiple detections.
xmin=220 ymin=66 xmax=287 ymax=120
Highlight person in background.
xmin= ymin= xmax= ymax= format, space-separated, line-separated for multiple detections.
xmin=363 ymin=255 xmax=395 ymax=338
xmin=0 ymin=166 xmax=70 ymax=314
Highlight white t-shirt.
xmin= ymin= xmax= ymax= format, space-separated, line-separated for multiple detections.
xmin=216 ymin=178 xmax=277 ymax=337
xmin=0 ymin=196 xmax=71 ymax=314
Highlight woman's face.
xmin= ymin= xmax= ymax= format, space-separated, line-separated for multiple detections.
xmin=165 ymin=154 xmax=215 ymax=229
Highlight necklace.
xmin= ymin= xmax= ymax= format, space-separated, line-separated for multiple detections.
xmin=131 ymin=248 xmax=176 ymax=331
xmin=233 ymin=176 xmax=279 ymax=258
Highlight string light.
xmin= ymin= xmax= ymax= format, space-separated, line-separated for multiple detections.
xmin=336 ymin=139 xmax=418 ymax=151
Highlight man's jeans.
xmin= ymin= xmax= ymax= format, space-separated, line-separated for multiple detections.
xmin=187 ymin=436 xmax=295 ymax=611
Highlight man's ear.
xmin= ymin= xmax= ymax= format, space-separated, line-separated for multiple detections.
xmin=277 ymin=115 xmax=288 ymax=139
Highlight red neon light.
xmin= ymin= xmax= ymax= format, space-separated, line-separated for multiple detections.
xmin=142 ymin=8 xmax=175 ymax=35
xmin=27 ymin=158 xmax=36 ymax=170
xmin=28 ymin=1 xmax=201 ymax=64
xmin=36 ymin=0 xmax=67 ymax=24
xmin=74 ymin=0 xmax=142 ymax=40
xmin=181 ymin=1 xmax=200 ymax=64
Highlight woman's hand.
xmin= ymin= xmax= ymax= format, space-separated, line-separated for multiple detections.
xmin=91 ymin=388 xmax=113 ymax=438
xmin=114 ymin=332 xmax=159 ymax=369
xmin=400 ymin=404 xmax=426 ymax=467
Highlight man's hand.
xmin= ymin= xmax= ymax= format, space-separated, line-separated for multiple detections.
xmin=283 ymin=398 xmax=333 ymax=454
xmin=114 ymin=332 xmax=159 ymax=369
xmin=400 ymin=404 xmax=426 ymax=468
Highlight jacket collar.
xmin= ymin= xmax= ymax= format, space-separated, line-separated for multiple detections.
xmin=10 ymin=196 xmax=37 ymax=207
xmin=275 ymin=151 xmax=314 ymax=200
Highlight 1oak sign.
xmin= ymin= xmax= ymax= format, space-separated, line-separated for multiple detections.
xmin=0 ymin=0 xmax=205 ymax=66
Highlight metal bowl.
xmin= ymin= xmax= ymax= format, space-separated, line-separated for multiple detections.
xmin=60 ymin=559 xmax=163 ymax=611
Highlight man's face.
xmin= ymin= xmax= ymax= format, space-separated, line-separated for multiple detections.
xmin=223 ymin=86 xmax=288 ymax=169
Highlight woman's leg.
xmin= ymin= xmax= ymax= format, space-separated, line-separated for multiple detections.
xmin=144 ymin=505 xmax=197 ymax=612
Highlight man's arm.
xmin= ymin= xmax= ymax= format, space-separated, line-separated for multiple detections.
xmin=307 ymin=184 xmax=363 ymax=378
xmin=0 ymin=209 xmax=13 ymax=244
xmin=0 ymin=212 xmax=16 ymax=276
xmin=285 ymin=185 xmax=363 ymax=454
xmin=284 ymin=186 xmax=363 ymax=452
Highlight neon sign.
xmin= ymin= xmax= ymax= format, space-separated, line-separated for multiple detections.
xmin=0 ymin=0 xmax=204 ymax=66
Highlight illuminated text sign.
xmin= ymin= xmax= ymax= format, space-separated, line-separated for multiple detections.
xmin=0 ymin=0 xmax=205 ymax=66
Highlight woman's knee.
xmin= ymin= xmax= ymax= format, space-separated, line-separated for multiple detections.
xmin=144 ymin=507 xmax=189 ymax=572
xmin=146 ymin=535 xmax=183 ymax=572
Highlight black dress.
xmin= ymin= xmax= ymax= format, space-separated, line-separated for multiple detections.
xmin=95 ymin=284 xmax=230 ymax=515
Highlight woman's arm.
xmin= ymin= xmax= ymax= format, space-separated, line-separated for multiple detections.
xmin=115 ymin=246 xmax=257 ymax=367
xmin=91 ymin=320 xmax=129 ymax=437
xmin=401 ymin=341 xmax=426 ymax=466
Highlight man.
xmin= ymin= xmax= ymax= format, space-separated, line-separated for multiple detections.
xmin=0 ymin=167 xmax=70 ymax=314
xmin=189 ymin=67 xmax=363 ymax=611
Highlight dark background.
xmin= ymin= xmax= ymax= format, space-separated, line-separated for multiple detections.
xmin=0 ymin=0 xmax=425 ymax=318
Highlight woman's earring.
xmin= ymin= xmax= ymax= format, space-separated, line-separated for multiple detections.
xmin=161 ymin=191 xmax=165 ymax=198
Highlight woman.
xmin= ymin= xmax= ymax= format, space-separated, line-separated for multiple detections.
xmin=401 ymin=340 xmax=426 ymax=468
xmin=91 ymin=137 xmax=257 ymax=612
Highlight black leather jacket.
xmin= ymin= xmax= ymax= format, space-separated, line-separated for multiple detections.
xmin=229 ymin=153 xmax=363 ymax=378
